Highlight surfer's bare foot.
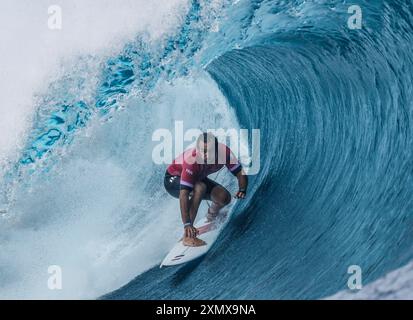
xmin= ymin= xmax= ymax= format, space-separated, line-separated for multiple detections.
xmin=206 ymin=207 xmax=219 ymax=222
xmin=183 ymin=236 xmax=206 ymax=247
xmin=206 ymin=208 xmax=227 ymax=222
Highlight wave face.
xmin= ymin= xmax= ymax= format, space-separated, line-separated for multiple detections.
xmin=1 ymin=0 xmax=413 ymax=299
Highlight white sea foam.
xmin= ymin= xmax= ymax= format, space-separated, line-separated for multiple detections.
xmin=0 ymin=0 xmax=186 ymax=164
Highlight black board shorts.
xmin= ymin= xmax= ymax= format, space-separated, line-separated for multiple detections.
xmin=164 ymin=171 xmax=221 ymax=200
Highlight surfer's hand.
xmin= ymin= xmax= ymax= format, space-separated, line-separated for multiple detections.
xmin=234 ymin=190 xmax=246 ymax=199
xmin=184 ymin=225 xmax=198 ymax=238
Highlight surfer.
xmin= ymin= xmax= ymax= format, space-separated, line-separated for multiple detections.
xmin=164 ymin=132 xmax=248 ymax=247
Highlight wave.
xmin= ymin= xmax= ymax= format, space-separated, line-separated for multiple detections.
xmin=1 ymin=0 xmax=413 ymax=299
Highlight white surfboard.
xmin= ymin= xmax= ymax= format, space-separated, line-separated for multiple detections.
xmin=160 ymin=210 xmax=230 ymax=267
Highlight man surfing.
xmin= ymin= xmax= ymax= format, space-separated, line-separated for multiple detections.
xmin=164 ymin=132 xmax=248 ymax=247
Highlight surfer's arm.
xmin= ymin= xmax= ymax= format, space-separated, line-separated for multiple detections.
xmin=225 ymin=146 xmax=247 ymax=197
xmin=179 ymin=167 xmax=195 ymax=225
xmin=179 ymin=189 xmax=198 ymax=238
xmin=234 ymin=170 xmax=248 ymax=199
xmin=179 ymin=189 xmax=192 ymax=225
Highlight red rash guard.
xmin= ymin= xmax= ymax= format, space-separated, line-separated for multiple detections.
xmin=167 ymin=143 xmax=242 ymax=191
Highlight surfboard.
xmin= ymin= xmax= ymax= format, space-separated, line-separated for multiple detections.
xmin=160 ymin=210 xmax=230 ymax=267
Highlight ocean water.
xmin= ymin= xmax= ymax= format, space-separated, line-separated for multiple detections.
xmin=0 ymin=0 xmax=412 ymax=299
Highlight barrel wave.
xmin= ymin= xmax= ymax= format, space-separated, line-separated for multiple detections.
xmin=1 ymin=0 xmax=413 ymax=299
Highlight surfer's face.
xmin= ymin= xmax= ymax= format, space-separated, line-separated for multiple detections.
xmin=197 ymin=141 xmax=215 ymax=162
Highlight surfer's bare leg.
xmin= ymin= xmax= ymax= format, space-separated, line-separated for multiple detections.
xmin=189 ymin=182 xmax=207 ymax=223
xmin=208 ymin=186 xmax=231 ymax=220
